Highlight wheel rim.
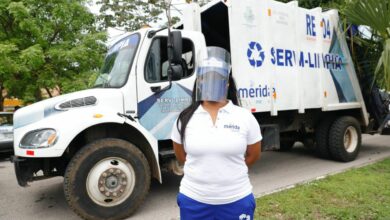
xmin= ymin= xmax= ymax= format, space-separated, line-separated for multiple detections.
xmin=86 ymin=157 xmax=136 ymax=207
xmin=343 ymin=126 xmax=358 ymax=153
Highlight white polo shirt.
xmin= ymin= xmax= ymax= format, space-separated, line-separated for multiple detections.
xmin=171 ymin=101 xmax=262 ymax=205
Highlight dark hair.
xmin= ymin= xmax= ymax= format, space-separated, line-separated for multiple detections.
xmin=176 ymin=73 xmax=240 ymax=144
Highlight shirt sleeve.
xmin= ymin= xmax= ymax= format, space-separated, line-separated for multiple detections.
xmin=171 ymin=118 xmax=182 ymax=144
xmin=247 ymin=113 xmax=262 ymax=145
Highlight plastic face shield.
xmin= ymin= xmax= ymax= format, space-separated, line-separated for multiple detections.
xmin=195 ymin=57 xmax=230 ymax=102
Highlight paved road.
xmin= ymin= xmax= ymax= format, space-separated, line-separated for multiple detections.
xmin=0 ymin=135 xmax=389 ymax=220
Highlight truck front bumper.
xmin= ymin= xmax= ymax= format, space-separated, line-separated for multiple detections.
xmin=11 ymin=156 xmax=32 ymax=187
xmin=11 ymin=156 xmax=64 ymax=187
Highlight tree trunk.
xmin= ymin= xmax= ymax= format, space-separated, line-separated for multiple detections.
xmin=0 ymin=83 xmax=4 ymax=112
xmin=45 ymin=87 xmax=53 ymax=98
xmin=0 ymin=85 xmax=4 ymax=112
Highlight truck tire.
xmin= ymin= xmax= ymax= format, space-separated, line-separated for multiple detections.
xmin=328 ymin=116 xmax=362 ymax=162
xmin=315 ymin=118 xmax=335 ymax=159
xmin=64 ymin=138 xmax=150 ymax=220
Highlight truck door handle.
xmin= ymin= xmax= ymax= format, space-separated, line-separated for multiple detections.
xmin=150 ymin=86 xmax=161 ymax=92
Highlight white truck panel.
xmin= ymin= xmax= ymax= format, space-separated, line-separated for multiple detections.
xmin=183 ymin=3 xmax=202 ymax=32
xmin=228 ymin=0 xmax=367 ymax=124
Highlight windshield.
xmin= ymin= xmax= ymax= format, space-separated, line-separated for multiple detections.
xmin=94 ymin=33 xmax=140 ymax=88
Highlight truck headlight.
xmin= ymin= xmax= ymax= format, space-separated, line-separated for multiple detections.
xmin=20 ymin=129 xmax=58 ymax=149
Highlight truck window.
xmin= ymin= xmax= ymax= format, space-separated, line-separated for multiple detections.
xmin=94 ymin=33 xmax=140 ymax=88
xmin=145 ymin=37 xmax=195 ymax=83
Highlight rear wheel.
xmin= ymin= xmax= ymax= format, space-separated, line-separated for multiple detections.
xmin=64 ymin=138 xmax=150 ymax=220
xmin=315 ymin=118 xmax=335 ymax=159
xmin=328 ymin=116 xmax=362 ymax=162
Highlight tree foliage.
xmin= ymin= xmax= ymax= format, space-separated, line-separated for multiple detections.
xmin=342 ymin=0 xmax=390 ymax=90
xmin=0 ymin=0 xmax=107 ymax=109
xmin=185 ymin=0 xmax=210 ymax=6
xmin=97 ymin=0 xmax=167 ymax=31
xmin=277 ymin=0 xmax=334 ymax=9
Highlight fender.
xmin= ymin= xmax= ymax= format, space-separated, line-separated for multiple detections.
xmin=122 ymin=117 xmax=161 ymax=183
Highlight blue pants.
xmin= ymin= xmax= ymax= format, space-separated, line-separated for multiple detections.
xmin=177 ymin=193 xmax=256 ymax=220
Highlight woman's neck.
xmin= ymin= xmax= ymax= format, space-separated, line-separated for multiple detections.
xmin=201 ymin=100 xmax=228 ymax=125
xmin=201 ymin=100 xmax=228 ymax=111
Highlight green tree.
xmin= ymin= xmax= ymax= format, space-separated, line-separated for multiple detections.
xmin=343 ymin=0 xmax=390 ymax=90
xmin=277 ymin=0 xmax=333 ymax=9
xmin=97 ymin=0 xmax=166 ymax=31
xmin=0 ymin=0 xmax=107 ymax=109
xmin=185 ymin=0 xmax=210 ymax=6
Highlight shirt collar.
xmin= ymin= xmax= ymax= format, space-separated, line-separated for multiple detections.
xmin=195 ymin=100 xmax=233 ymax=114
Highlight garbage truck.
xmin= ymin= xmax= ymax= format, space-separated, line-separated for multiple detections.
xmin=11 ymin=0 xmax=390 ymax=219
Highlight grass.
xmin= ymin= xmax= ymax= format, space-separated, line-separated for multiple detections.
xmin=255 ymin=158 xmax=390 ymax=220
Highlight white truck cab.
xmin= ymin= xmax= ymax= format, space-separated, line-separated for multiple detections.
xmin=12 ymin=0 xmax=390 ymax=219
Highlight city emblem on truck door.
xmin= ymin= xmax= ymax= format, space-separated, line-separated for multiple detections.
xmin=247 ymin=41 xmax=265 ymax=68
xmin=243 ymin=6 xmax=254 ymax=26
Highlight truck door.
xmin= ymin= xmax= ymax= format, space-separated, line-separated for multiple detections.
xmin=136 ymin=33 xmax=201 ymax=140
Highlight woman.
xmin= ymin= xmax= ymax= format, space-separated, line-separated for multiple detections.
xmin=171 ymin=47 xmax=262 ymax=220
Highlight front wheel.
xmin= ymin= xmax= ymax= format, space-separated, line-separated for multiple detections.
xmin=64 ymin=138 xmax=150 ymax=220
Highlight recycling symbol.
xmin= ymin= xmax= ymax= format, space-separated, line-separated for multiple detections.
xmin=247 ymin=41 xmax=265 ymax=67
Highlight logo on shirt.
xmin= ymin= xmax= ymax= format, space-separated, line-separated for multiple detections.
xmin=224 ymin=124 xmax=240 ymax=132
xmin=239 ymin=214 xmax=251 ymax=220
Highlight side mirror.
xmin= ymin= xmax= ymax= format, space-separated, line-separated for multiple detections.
xmin=167 ymin=31 xmax=183 ymax=81
xmin=168 ymin=64 xmax=183 ymax=81
xmin=170 ymin=31 xmax=182 ymax=64
xmin=154 ymin=30 xmax=183 ymax=93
